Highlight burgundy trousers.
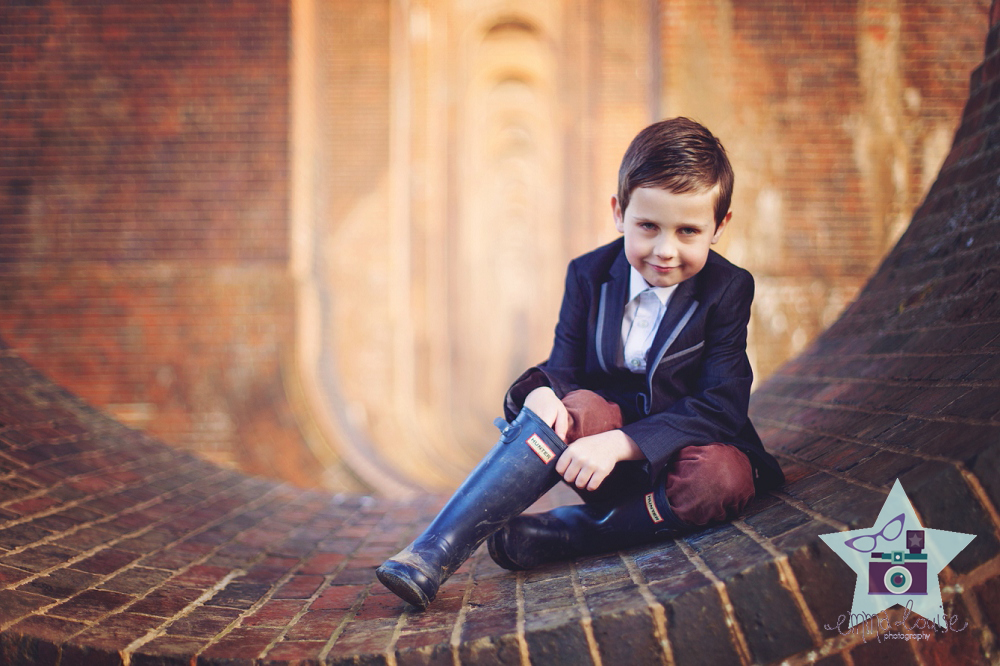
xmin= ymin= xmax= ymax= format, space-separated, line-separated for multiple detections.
xmin=560 ymin=389 xmax=755 ymax=526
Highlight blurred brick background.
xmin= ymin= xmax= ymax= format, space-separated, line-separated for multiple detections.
xmin=0 ymin=0 xmax=990 ymax=492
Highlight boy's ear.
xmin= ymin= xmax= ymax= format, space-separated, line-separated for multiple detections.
xmin=711 ymin=211 xmax=733 ymax=244
xmin=612 ymin=196 xmax=625 ymax=233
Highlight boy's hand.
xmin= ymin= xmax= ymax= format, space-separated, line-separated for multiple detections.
xmin=523 ymin=387 xmax=570 ymax=441
xmin=556 ymin=430 xmax=644 ymax=491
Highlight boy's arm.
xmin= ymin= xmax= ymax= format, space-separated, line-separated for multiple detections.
xmin=556 ymin=429 xmax=644 ymax=491
xmin=620 ymin=272 xmax=755 ymax=482
xmin=503 ymin=259 xmax=590 ymax=420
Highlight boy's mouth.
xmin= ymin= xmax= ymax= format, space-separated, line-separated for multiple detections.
xmin=648 ymin=264 xmax=678 ymax=273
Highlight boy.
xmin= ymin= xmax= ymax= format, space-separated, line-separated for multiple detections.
xmin=377 ymin=117 xmax=784 ymax=610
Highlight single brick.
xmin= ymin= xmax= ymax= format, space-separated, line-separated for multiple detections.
xmin=785 ymin=536 xmax=856 ymax=639
xmin=652 ymin=578 xmax=742 ymax=665
xmin=523 ymin=611 xmax=593 ymax=665
xmin=696 ymin=531 xmax=772 ymax=580
xmin=98 ymin=567 xmax=173 ymax=596
xmin=273 ymin=574 xmax=325 ymax=600
xmin=71 ymin=611 xmax=165 ymax=652
xmin=590 ymin=606 xmax=663 ymax=666
xmin=311 ymin=584 xmax=367 ymax=611
xmin=165 ymin=606 xmax=242 ymax=637
xmin=130 ymin=635 xmax=211 ymax=666
xmin=47 ymin=589 xmax=135 ymax=623
xmin=128 ymin=585 xmax=204 ymax=617
xmin=742 ymin=502 xmax=813 ymax=539
xmin=460 ymin=605 xmax=517 ymax=642
xmin=70 ymin=548 xmax=142 ymax=575
xmin=284 ymin=610 xmax=348 ymax=641
xmin=263 ymin=640 xmax=327 ymax=662
xmin=901 ymin=462 xmax=1000 ymax=574
xmin=723 ymin=560 xmax=817 ymax=663
xmin=205 ymin=581 xmax=271 ymax=610
xmin=0 ymin=589 xmax=52 ymax=625
xmin=6 ymin=614 xmax=87 ymax=645
xmin=198 ymin=626 xmax=283 ymax=661
xmin=20 ymin=567 xmax=102 ymax=599
xmin=241 ymin=599 xmax=308 ymax=627
xmin=457 ymin=633 xmax=522 ymax=666
xmin=328 ymin=617 xmax=396 ymax=660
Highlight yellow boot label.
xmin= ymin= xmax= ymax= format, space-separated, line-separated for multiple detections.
xmin=645 ymin=493 xmax=664 ymax=523
xmin=525 ymin=433 xmax=555 ymax=463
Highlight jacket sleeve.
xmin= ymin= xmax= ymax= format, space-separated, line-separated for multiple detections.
xmin=504 ymin=259 xmax=591 ymax=420
xmin=620 ymin=271 xmax=755 ymax=481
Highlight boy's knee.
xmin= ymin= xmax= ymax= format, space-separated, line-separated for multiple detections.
xmin=562 ymin=390 xmax=623 ymax=443
xmin=665 ymin=443 xmax=754 ymax=525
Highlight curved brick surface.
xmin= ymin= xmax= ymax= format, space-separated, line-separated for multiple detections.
xmin=4 ymin=13 xmax=1000 ymax=666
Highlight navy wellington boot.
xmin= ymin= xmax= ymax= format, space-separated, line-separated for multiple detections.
xmin=487 ymin=479 xmax=689 ymax=570
xmin=376 ymin=407 xmax=566 ymax=610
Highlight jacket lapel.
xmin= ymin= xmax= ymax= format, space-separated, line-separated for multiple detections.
xmin=646 ymin=277 xmax=698 ymax=376
xmin=594 ymin=250 xmax=630 ymax=373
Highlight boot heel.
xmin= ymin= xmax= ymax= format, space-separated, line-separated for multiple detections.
xmin=375 ymin=560 xmax=433 ymax=609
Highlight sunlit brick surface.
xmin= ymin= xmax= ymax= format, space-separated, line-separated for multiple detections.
xmin=3 ymin=6 xmax=1000 ymax=666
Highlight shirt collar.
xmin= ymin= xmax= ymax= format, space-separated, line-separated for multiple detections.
xmin=628 ymin=266 xmax=677 ymax=306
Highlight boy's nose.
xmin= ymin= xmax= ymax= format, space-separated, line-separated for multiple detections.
xmin=654 ymin=239 xmax=676 ymax=259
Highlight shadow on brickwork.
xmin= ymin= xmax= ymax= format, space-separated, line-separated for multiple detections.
xmin=4 ymin=21 xmax=1000 ymax=666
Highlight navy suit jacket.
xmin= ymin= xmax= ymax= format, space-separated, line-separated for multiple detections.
xmin=504 ymin=237 xmax=784 ymax=492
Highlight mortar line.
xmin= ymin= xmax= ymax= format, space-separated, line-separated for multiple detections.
xmin=256 ymin=530 xmax=359 ymax=658
xmin=317 ymin=503 xmax=401 ymax=663
xmin=756 ymin=394 xmax=1000 ymax=428
xmin=568 ymin=559 xmax=603 ymax=666
xmin=755 ymin=417 xmax=956 ymax=464
xmin=674 ymin=540 xmax=752 ymax=665
xmin=32 ymin=484 xmax=286 ymax=639
xmin=732 ymin=520 xmax=824 ymax=646
xmin=619 ymin=553 xmax=674 ymax=666
xmin=127 ymin=495 xmax=339 ymax=658
xmin=771 ymin=451 xmax=891 ymax=495
xmin=201 ymin=504 xmax=377 ymax=661
xmin=0 ymin=467 xmax=249 ymax=587
xmin=0 ymin=478 xmax=286 ymax=633
xmin=763 ymin=368 xmax=1000 ymax=389
xmin=121 ymin=568 xmax=246 ymax=655
xmin=769 ymin=490 xmax=849 ymax=531
xmin=317 ymin=581 xmax=379 ymax=662
xmin=449 ymin=553 xmax=479 ymax=666
xmin=0 ymin=437 xmax=168 ymax=485
xmin=386 ymin=610 xmax=408 ymax=666
xmin=0 ymin=454 xmax=203 ymax=534
xmin=515 ymin=571 xmax=529 ymax=666
xmin=957 ymin=467 xmax=1000 ymax=537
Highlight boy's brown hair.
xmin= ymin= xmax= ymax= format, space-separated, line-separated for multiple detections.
xmin=617 ymin=117 xmax=734 ymax=227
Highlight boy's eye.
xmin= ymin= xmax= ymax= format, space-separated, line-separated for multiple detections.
xmin=638 ymin=222 xmax=658 ymax=231
xmin=678 ymin=227 xmax=699 ymax=236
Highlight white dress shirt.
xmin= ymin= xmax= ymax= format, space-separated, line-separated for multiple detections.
xmin=620 ymin=267 xmax=677 ymax=373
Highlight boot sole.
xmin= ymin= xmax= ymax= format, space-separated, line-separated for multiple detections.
xmin=376 ymin=564 xmax=431 ymax=610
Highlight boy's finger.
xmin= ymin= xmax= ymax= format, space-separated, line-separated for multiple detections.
xmin=555 ymin=452 xmax=569 ymax=475
xmin=562 ymin=459 xmax=582 ymax=485
xmin=554 ymin=408 xmax=569 ymax=440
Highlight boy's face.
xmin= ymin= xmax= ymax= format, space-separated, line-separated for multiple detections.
xmin=613 ymin=186 xmax=730 ymax=289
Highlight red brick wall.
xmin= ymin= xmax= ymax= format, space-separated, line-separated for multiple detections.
xmin=0 ymin=0 xmax=989 ymax=491
xmin=696 ymin=0 xmax=990 ymax=377
xmin=0 ymin=0 xmax=321 ymax=486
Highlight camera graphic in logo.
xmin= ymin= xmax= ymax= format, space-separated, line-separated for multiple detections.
xmin=869 ymin=530 xmax=928 ymax=595
xmin=844 ymin=513 xmax=928 ymax=596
